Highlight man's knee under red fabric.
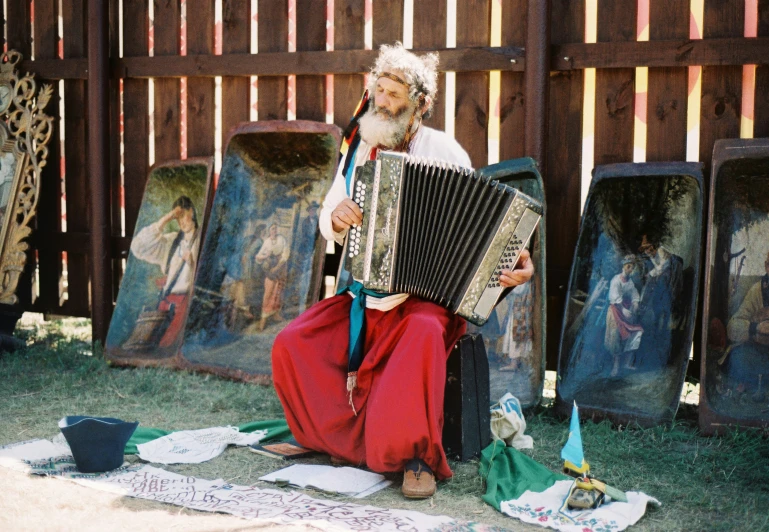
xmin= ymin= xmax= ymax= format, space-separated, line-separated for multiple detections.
xmin=272 ymin=295 xmax=466 ymax=479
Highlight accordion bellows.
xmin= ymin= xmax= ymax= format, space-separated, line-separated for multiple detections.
xmin=345 ymin=151 xmax=542 ymax=326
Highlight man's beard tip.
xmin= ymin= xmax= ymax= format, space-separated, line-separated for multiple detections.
xmin=358 ymin=104 xmax=416 ymax=149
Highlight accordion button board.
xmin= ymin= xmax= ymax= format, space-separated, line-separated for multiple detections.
xmin=348 ymin=181 xmax=367 ymax=259
xmin=345 ymin=151 xmax=542 ymax=326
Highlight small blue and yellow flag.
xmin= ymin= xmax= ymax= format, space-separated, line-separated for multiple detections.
xmin=561 ymin=401 xmax=589 ymax=476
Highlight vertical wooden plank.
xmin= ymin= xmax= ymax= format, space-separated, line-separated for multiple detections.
xmin=699 ymin=1 xmax=743 ymax=173
xmin=223 ymin=0 xmax=252 ymax=138
xmin=373 ymin=0 xmax=403 ymax=46
xmin=524 ymin=0 xmax=549 ymax=167
xmin=696 ymin=0 xmax=744 ymax=380
xmin=754 ymin=0 xmax=769 ymax=138
xmin=63 ymin=0 xmax=90 ymax=316
xmin=89 ymin=0 xmax=114 ymax=340
xmin=455 ymin=0 xmax=490 ymax=168
xmin=548 ymin=0 xmax=584 ymax=371
xmin=295 ymin=0 xmax=326 ymax=122
xmin=122 ymin=0 xmax=150 ymax=240
xmin=646 ymin=0 xmax=689 ymax=162
xmin=327 ymin=0 xmax=365 ymax=288
xmin=109 ymin=0 xmax=123 ymax=299
xmin=334 ymin=0 xmax=365 ymax=130
xmin=593 ymin=0 xmax=636 ymax=166
xmin=34 ymin=0 xmax=63 ymax=312
xmin=413 ymin=0 xmax=446 ymax=131
xmin=33 ymin=0 xmax=57 ymax=57
xmin=187 ymin=1 xmax=216 ymax=157
xmin=499 ymin=0 xmax=526 ymax=161
xmin=6 ymin=0 xmax=31 ymax=57
xmin=153 ymin=0 xmax=181 ymax=164
xmin=256 ymin=0 xmax=287 ymax=121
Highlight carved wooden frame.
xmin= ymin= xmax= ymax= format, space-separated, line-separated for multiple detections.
xmin=0 ymin=51 xmax=54 ymax=304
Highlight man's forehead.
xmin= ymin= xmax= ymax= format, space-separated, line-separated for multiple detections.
xmin=376 ymin=72 xmax=409 ymax=94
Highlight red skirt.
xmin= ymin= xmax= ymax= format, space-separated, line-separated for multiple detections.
xmin=272 ymin=294 xmax=466 ymax=480
xmin=158 ymin=294 xmax=188 ymax=348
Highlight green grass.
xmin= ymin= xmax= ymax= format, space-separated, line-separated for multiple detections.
xmin=2 ymin=318 xmax=769 ymax=531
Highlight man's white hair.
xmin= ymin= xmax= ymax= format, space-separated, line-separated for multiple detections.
xmin=366 ymin=42 xmax=439 ymax=117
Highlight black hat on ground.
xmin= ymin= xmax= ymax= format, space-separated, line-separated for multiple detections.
xmin=58 ymin=416 xmax=139 ymax=473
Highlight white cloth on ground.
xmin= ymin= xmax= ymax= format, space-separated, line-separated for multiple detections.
xmin=70 ymin=465 xmax=467 ymax=530
xmin=136 ymin=426 xmax=267 ymax=465
xmin=500 ymin=479 xmax=660 ymax=532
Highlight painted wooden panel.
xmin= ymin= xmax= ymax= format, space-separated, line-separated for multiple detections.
xmin=700 ymin=139 xmax=769 ymax=434
xmin=107 ymin=158 xmax=214 ymax=366
xmin=469 ymin=157 xmax=546 ymax=408
xmin=557 ymin=162 xmax=704 ymax=426
xmin=180 ymin=122 xmax=341 ymax=382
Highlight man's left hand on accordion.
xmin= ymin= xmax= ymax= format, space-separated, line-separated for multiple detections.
xmin=498 ymin=248 xmax=534 ymax=288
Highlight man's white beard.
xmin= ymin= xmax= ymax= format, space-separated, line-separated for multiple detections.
xmin=358 ymin=103 xmax=417 ymax=149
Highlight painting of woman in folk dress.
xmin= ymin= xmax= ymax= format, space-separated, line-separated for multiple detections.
xmin=125 ymin=196 xmax=201 ymax=349
xmin=557 ymin=163 xmax=703 ymax=426
xmin=106 ymin=159 xmax=213 ymax=365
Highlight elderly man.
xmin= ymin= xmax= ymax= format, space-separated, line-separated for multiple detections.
xmin=272 ymin=43 xmax=533 ymax=499
xmin=725 ymin=250 xmax=769 ymax=392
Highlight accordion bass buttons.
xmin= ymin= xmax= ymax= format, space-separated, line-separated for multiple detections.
xmin=487 ymin=233 xmax=525 ymax=287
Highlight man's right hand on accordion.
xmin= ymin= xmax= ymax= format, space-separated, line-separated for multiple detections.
xmin=330 ymin=198 xmax=363 ymax=234
xmin=499 ymin=248 xmax=534 ymax=288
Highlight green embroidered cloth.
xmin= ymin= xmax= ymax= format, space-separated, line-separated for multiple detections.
xmin=479 ymin=440 xmax=569 ymax=510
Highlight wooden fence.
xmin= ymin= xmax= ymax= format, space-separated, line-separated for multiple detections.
xmin=3 ymin=0 xmax=769 ymax=375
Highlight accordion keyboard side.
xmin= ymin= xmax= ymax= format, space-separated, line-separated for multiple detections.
xmin=365 ymin=152 xmax=406 ymax=291
xmin=345 ymin=162 xmax=377 ymax=282
xmin=457 ymin=191 xmax=542 ymax=326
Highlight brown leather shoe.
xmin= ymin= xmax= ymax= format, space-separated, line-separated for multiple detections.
xmin=401 ymin=459 xmax=436 ymax=499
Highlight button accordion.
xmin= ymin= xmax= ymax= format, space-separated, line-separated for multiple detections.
xmin=344 ymin=151 xmax=542 ymax=326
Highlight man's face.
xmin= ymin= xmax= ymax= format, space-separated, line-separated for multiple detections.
xmin=640 ymin=243 xmax=656 ymax=257
xmin=269 ymin=225 xmax=278 ymax=238
xmin=622 ymin=263 xmax=634 ymax=277
xmin=358 ymin=73 xmax=419 ymax=149
xmin=373 ymin=74 xmax=411 ymax=119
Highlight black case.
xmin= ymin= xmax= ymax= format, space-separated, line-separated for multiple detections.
xmin=442 ymin=333 xmax=491 ymax=461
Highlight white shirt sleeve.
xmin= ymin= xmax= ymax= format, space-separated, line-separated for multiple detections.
xmin=319 ymin=162 xmax=350 ymax=245
xmin=130 ymin=221 xmax=175 ymax=273
xmin=319 ymin=144 xmax=372 ymax=245
xmin=608 ymin=275 xmax=622 ymax=305
xmin=409 ymin=127 xmax=473 ymax=168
